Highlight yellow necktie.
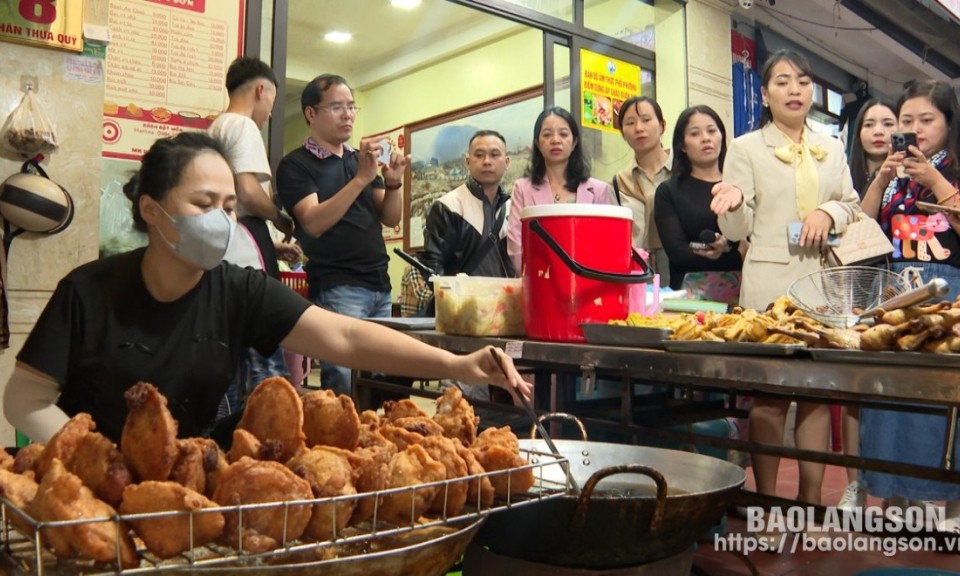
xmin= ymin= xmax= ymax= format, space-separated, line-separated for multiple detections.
xmin=774 ymin=129 xmax=827 ymax=219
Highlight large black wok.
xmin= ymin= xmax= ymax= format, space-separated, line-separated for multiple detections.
xmin=475 ymin=420 xmax=745 ymax=569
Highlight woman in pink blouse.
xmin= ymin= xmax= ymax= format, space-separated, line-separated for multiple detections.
xmin=506 ymin=106 xmax=615 ymax=273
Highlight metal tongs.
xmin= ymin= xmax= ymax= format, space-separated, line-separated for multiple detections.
xmin=489 ymin=348 xmax=581 ymax=494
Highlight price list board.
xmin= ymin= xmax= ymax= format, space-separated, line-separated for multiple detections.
xmin=102 ymin=0 xmax=244 ymax=160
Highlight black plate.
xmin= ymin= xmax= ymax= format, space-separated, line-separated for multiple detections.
xmin=662 ymin=340 xmax=806 ymax=356
xmin=581 ymin=324 xmax=672 ymax=349
xmin=808 ymin=348 xmax=960 ymax=367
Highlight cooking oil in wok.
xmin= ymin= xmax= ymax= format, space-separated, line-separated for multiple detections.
xmin=593 ymin=480 xmax=688 ymax=498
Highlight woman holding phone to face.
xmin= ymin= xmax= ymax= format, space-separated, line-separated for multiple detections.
xmin=710 ymin=49 xmax=860 ymax=511
xmin=858 ymin=80 xmax=960 ymax=530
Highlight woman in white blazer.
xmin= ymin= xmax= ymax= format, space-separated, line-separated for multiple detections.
xmin=507 ymin=107 xmax=615 ymax=272
xmin=711 ymin=50 xmax=860 ymax=507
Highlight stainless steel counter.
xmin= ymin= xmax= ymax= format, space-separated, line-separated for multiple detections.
xmin=376 ymin=331 xmax=960 ymax=487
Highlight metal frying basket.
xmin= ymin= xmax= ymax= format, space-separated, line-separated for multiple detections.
xmin=787 ymin=266 xmax=913 ymax=328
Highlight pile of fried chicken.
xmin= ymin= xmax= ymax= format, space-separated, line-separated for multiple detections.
xmin=0 ymin=378 xmax=535 ymax=568
xmin=668 ymin=295 xmax=960 ymax=353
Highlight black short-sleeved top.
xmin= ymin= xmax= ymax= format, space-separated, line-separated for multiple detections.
xmin=276 ymin=146 xmax=390 ymax=297
xmin=16 ymin=248 xmax=311 ymax=442
xmin=654 ymin=176 xmax=743 ymax=290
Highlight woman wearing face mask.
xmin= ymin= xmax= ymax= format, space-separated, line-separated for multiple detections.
xmin=849 ymin=100 xmax=897 ymax=198
xmin=506 ymin=106 xmax=614 ymax=272
xmin=710 ymin=50 xmax=860 ymax=512
xmin=4 ymin=132 xmax=530 ymax=446
xmin=834 ymin=99 xmax=897 ymax=513
xmin=859 ymin=80 xmax=960 ymax=531
xmin=654 ymin=105 xmax=741 ymax=304
xmin=613 ymin=96 xmax=672 ymax=285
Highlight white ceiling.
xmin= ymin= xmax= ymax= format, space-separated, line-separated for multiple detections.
xmin=281 ymin=0 xmax=959 ymax=115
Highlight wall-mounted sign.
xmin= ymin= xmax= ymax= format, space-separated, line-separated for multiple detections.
xmin=0 ymin=0 xmax=85 ymax=52
xmin=580 ymin=48 xmax=641 ymax=134
xmin=101 ymin=0 xmax=245 ymax=160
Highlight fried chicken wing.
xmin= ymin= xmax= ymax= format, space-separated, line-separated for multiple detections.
xmin=302 ymin=390 xmax=361 ymax=449
xmin=433 ymin=386 xmax=479 ymax=447
xmin=379 ymin=424 xmax=425 ymax=451
xmin=28 ymin=459 xmax=138 ymax=568
xmin=227 ymin=428 xmax=284 ymax=463
xmin=0 ymin=467 xmax=39 ymax=535
xmin=119 ymin=481 xmax=224 ymax=558
xmin=38 ymin=412 xmax=95 ymax=480
xmin=472 ymin=427 xmax=534 ymax=496
xmin=212 ymin=457 xmax=313 ymax=553
xmin=382 ymin=399 xmax=428 ymax=421
xmin=391 ymin=416 xmax=445 ymax=438
xmin=121 ymin=382 xmax=179 ymax=481
xmin=419 ymin=436 xmax=468 ymax=517
xmin=287 ymin=447 xmax=357 ymax=541
xmin=0 ymin=448 xmax=14 ymax=471
xmin=236 ymin=377 xmax=306 ymax=462
xmin=13 ymin=442 xmax=44 ymax=476
xmin=71 ymin=431 xmax=132 ymax=507
xmin=457 ymin=446 xmax=495 ymax=509
xmin=359 ymin=410 xmax=381 ymax=427
xmin=349 ymin=443 xmax=397 ymax=525
xmin=170 ymin=438 xmax=222 ymax=494
xmin=379 ymin=444 xmax=446 ymax=527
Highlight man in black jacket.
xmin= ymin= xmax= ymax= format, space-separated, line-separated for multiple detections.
xmin=420 ymin=130 xmax=514 ymax=281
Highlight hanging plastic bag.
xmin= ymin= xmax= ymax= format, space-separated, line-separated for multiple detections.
xmin=0 ymin=85 xmax=59 ymax=157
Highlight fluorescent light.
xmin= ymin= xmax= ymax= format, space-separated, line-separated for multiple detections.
xmin=391 ymin=0 xmax=421 ymax=8
xmin=324 ymin=31 xmax=352 ymax=43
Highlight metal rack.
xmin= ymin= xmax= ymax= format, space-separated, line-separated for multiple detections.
xmin=0 ymin=448 xmax=569 ymax=575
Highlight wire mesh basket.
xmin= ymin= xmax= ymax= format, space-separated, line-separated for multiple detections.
xmin=787 ymin=266 xmax=913 ymax=328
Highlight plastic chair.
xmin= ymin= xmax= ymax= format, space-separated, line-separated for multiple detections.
xmin=279 ymin=271 xmax=312 ymax=388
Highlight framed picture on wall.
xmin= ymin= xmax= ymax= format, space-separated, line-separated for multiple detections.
xmin=404 ymin=86 xmax=543 ymax=251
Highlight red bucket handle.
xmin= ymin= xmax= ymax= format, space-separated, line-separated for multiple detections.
xmin=529 ymin=219 xmax=654 ymax=284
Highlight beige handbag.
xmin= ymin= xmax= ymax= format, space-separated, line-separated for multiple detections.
xmin=827 ymin=213 xmax=894 ymax=266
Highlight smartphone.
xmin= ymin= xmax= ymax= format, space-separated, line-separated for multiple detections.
xmin=376 ymin=138 xmax=392 ymax=166
xmin=689 ymin=242 xmax=710 ymax=251
xmin=788 ymin=222 xmax=840 ymax=246
xmin=917 ymin=201 xmax=960 ymax=216
xmin=891 ymin=132 xmax=918 ymax=153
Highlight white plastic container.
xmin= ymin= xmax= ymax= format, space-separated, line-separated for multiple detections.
xmin=433 ymin=275 xmax=524 ymax=336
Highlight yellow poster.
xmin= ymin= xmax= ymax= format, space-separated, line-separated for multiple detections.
xmin=580 ymin=49 xmax=641 ymax=134
xmin=102 ymin=0 xmax=245 ymax=160
xmin=0 ymin=0 xmax=84 ymax=52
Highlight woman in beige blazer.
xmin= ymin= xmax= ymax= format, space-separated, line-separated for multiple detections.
xmin=711 ymin=50 xmax=860 ymax=508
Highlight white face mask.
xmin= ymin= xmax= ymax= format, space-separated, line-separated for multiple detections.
xmin=154 ymin=203 xmax=235 ymax=270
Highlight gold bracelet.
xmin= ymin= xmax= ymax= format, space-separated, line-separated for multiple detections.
xmin=938 ymin=189 xmax=960 ymax=206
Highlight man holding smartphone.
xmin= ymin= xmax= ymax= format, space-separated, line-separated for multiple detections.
xmin=276 ymin=74 xmax=407 ymax=396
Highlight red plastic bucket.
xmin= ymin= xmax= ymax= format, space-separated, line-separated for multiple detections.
xmin=521 ymin=204 xmax=651 ymax=342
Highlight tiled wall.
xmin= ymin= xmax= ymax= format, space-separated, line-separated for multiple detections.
xmin=0 ymin=1 xmax=108 ymax=444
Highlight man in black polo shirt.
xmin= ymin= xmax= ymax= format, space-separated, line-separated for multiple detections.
xmin=276 ymin=74 xmax=406 ymax=395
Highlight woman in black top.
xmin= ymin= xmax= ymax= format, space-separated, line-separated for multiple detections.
xmin=654 ymin=106 xmax=742 ymax=302
xmin=848 ymin=99 xmax=897 ymax=197
xmin=4 ymin=132 xmax=530 ymax=444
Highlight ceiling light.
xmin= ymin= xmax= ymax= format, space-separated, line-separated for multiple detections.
xmin=324 ymin=31 xmax=352 ymax=43
xmin=391 ymin=0 xmax=422 ymax=9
